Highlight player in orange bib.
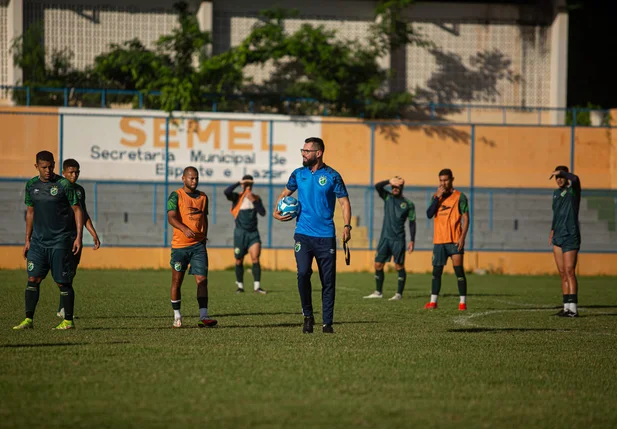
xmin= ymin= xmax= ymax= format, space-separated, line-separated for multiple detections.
xmin=424 ymin=169 xmax=470 ymax=310
xmin=166 ymin=166 xmax=217 ymax=328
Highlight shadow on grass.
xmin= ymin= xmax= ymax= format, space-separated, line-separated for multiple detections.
xmin=0 ymin=341 xmax=130 ymax=348
xmin=83 ymin=311 xmax=302 ymax=320
xmin=448 ymin=328 xmax=570 ymax=333
xmin=219 ymin=320 xmax=378 ymax=330
xmin=441 ymin=293 xmax=515 ymax=298
xmin=581 ymin=305 xmax=617 ymax=309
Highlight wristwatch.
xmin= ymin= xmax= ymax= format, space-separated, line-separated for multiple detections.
xmin=344 ymin=224 xmax=352 ymax=230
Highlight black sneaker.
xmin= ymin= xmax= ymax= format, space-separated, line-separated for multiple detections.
xmin=303 ymin=316 xmax=314 ymax=334
xmin=235 ymin=288 xmax=245 ymax=293
xmin=554 ymin=309 xmax=568 ymax=317
xmin=566 ymin=310 xmax=579 ymax=318
xmin=322 ymin=324 xmax=334 ymax=334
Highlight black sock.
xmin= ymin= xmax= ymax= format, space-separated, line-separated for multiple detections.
xmin=197 ymin=297 xmax=208 ymax=309
xmin=572 ymin=293 xmax=578 ymax=304
xmin=58 ymin=295 xmax=64 ymax=312
xmin=563 ymin=294 xmax=569 ymax=304
xmin=397 ymin=269 xmax=406 ymax=295
xmin=59 ymin=284 xmax=75 ymax=321
xmin=431 ymin=266 xmax=444 ymax=295
xmin=25 ymin=281 xmax=40 ymax=319
xmin=375 ymin=270 xmax=384 ymax=293
xmin=171 ymin=300 xmax=181 ymax=310
xmin=454 ymin=266 xmax=467 ymax=296
xmin=235 ymin=263 xmax=244 ymax=284
xmin=252 ymin=263 xmax=261 ymax=282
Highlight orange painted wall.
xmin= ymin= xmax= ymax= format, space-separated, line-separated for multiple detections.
xmin=474 ymin=126 xmax=571 ymax=188
xmin=1 ymin=246 xmax=614 ymax=275
xmin=373 ymin=125 xmax=472 ymax=187
xmin=321 ymin=119 xmax=371 ymax=185
xmin=0 ymin=107 xmax=59 ymax=177
xmin=573 ymin=127 xmax=613 ymax=189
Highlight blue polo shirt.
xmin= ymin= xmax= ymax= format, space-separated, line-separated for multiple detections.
xmin=286 ymin=164 xmax=349 ymax=238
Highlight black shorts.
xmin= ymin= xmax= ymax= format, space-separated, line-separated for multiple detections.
xmin=26 ymin=241 xmax=74 ymax=283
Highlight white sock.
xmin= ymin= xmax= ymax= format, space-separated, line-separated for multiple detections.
xmin=236 ymin=282 xmax=244 ymax=290
xmin=254 ymin=281 xmax=260 ymax=291
xmin=460 ymin=296 xmax=466 ymax=304
xmin=564 ymin=302 xmax=568 ymax=311
xmin=173 ymin=309 xmax=181 ymax=319
xmin=200 ymin=308 xmax=208 ymax=319
xmin=430 ymin=294 xmax=438 ymax=303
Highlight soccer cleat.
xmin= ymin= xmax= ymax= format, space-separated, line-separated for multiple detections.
xmin=458 ymin=303 xmax=467 ymax=311
xmin=235 ymin=288 xmax=245 ymax=293
xmin=322 ymin=324 xmax=334 ymax=334
xmin=57 ymin=308 xmax=65 ymax=319
xmin=13 ymin=318 xmax=34 ymax=330
xmin=303 ymin=316 xmax=314 ymax=334
xmin=53 ymin=320 xmax=75 ymax=330
xmin=554 ymin=309 xmax=569 ymax=317
xmin=363 ymin=291 xmax=383 ymax=299
xmin=424 ymin=302 xmax=438 ymax=309
xmin=565 ymin=310 xmax=579 ymax=318
xmin=198 ymin=317 xmax=218 ymax=328
xmin=173 ymin=318 xmax=183 ymax=328
xmin=254 ymin=288 xmax=267 ymax=295
xmin=389 ymin=293 xmax=402 ymax=301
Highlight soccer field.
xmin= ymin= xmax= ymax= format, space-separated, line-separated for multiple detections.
xmin=1 ymin=269 xmax=616 ymax=428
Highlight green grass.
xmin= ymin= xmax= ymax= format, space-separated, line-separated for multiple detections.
xmin=1 ymin=270 xmax=617 ymax=428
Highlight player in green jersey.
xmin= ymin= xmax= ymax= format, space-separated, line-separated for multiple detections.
xmin=13 ymin=151 xmax=84 ymax=331
xmin=54 ymin=159 xmax=101 ymax=318
xmin=224 ymin=175 xmax=267 ymax=294
xmin=549 ymin=166 xmax=581 ymax=317
xmin=364 ymin=177 xmax=416 ymax=300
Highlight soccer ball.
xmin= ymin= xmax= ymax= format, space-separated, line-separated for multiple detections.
xmin=277 ymin=196 xmax=300 ymax=219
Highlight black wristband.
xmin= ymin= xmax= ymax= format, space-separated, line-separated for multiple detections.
xmin=344 ymin=224 xmax=352 ymax=230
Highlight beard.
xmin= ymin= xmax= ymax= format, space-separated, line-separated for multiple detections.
xmin=302 ymin=157 xmax=317 ymax=167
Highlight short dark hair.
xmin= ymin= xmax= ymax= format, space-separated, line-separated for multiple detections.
xmin=36 ymin=151 xmax=54 ymax=164
xmin=63 ymin=158 xmax=80 ymax=170
xmin=305 ymin=137 xmax=325 ymax=152
xmin=555 ymin=165 xmax=569 ymax=173
xmin=183 ymin=166 xmax=198 ymax=176
xmin=242 ymin=174 xmax=254 ymax=181
xmin=438 ymin=168 xmax=453 ymax=179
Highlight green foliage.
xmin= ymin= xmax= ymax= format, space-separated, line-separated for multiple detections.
xmin=565 ymin=102 xmax=609 ymax=126
xmin=11 ymin=0 xmax=428 ymax=118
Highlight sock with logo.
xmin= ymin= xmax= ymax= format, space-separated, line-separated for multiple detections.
xmin=375 ymin=270 xmax=384 ymax=293
xmin=397 ymin=269 xmax=407 ymax=295
xmin=25 ymin=281 xmax=41 ymax=319
xmin=59 ymin=284 xmax=75 ymax=321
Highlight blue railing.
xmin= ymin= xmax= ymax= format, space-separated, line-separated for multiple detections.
xmin=2 ymin=176 xmax=616 ymax=253
xmin=0 ymin=85 xmax=612 ymax=126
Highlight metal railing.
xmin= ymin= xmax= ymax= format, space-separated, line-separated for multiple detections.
xmin=1 ymin=85 xmax=612 ymax=126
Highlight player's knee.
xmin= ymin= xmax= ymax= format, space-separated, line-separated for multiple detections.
xmin=26 ymin=280 xmax=40 ymax=290
xmin=565 ymin=266 xmax=576 ymax=278
xmin=432 ymin=265 xmax=444 ymax=279
xmin=394 ymin=263 xmax=404 ymax=271
xmin=235 ymin=258 xmax=243 ymax=266
xmin=374 ymin=262 xmax=384 ymax=271
xmin=27 ymin=277 xmax=42 ymax=284
xmin=251 ymin=257 xmax=259 ymax=264
xmin=453 ymin=265 xmax=466 ymax=278
xmin=196 ymin=277 xmax=208 ymax=288
xmin=298 ymin=268 xmax=312 ymax=278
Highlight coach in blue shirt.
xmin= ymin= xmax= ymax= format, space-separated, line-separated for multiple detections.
xmin=274 ymin=137 xmax=352 ymax=334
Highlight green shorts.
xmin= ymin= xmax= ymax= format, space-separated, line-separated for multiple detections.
xmin=552 ymin=235 xmax=581 ymax=253
xmin=432 ymin=243 xmax=464 ymax=267
xmin=170 ymin=242 xmax=209 ymax=276
xmin=375 ymin=237 xmax=406 ymax=265
xmin=26 ymin=241 xmax=75 ymax=283
xmin=233 ymin=229 xmax=261 ymax=260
